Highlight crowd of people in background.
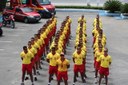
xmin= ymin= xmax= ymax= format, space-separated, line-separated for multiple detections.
xmin=20 ymin=14 xmax=112 ymax=85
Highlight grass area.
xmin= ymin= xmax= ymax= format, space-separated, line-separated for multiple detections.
xmin=55 ymin=5 xmax=103 ymax=10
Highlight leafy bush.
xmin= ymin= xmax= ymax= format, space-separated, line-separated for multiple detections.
xmin=104 ymin=0 xmax=122 ymax=13
xmin=121 ymin=3 xmax=128 ymax=13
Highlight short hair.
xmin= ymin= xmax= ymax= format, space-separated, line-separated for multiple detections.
xmin=23 ymin=46 xmax=27 ymax=50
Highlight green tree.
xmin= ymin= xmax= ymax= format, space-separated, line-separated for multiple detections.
xmin=0 ymin=0 xmax=7 ymax=12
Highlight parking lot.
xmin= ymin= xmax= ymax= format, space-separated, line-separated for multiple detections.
xmin=0 ymin=11 xmax=128 ymax=85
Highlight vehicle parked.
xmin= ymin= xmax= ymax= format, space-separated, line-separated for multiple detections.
xmin=37 ymin=0 xmax=56 ymax=15
xmin=3 ymin=6 xmax=41 ymax=23
xmin=2 ymin=14 xmax=15 ymax=28
xmin=22 ymin=0 xmax=52 ymax=18
xmin=10 ymin=0 xmax=52 ymax=18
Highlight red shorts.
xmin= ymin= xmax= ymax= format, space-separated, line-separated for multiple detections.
xmin=74 ymin=65 xmax=84 ymax=73
xmin=94 ymin=58 xmax=96 ymax=67
xmin=99 ymin=67 xmax=109 ymax=76
xmin=35 ymin=54 xmax=39 ymax=62
xmin=57 ymin=71 xmax=68 ymax=81
xmin=31 ymin=58 xmax=35 ymax=67
xmin=49 ymin=65 xmax=57 ymax=74
xmin=22 ymin=64 xmax=32 ymax=73
xmin=82 ymin=63 xmax=86 ymax=71
xmin=95 ymin=61 xmax=100 ymax=70
xmin=44 ymin=38 xmax=49 ymax=46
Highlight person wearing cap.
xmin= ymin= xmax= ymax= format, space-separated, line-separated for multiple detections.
xmin=98 ymin=48 xmax=112 ymax=85
xmin=56 ymin=52 xmax=70 ymax=85
xmin=46 ymin=47 xmax=60 ymax=85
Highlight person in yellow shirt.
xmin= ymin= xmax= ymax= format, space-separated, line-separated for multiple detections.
xmin=31 ymin=37 xmax=40 ymax=75
xmin=20 ymin=46 xmax=34 ymax=85
xmin=98 ymin=48 xmax=112 ymax=85
xmin=72 ymin=47 xmax=86 ymax=85
xmin=78 ymin=15 xmax=86 ymax=23
xmin=46 ymin=47 xmax=60 ymax=85
xmin=56 ymin=52 xmax=70 ymax=85
xmin=94 ymin=45 xmax=104 ymax=83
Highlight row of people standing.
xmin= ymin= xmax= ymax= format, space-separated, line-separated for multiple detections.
xmin=20 ymin=16 xmax=57 ymax=85
xmin=92 ymin=14 xmax=112 ymax=85
xmin=46 ymin=16 xmax=72 ymax=85
xmin=46 ymin=15 xmax=88 ymax=85
xmin=72 ymin=15 xmax=87 ymax=85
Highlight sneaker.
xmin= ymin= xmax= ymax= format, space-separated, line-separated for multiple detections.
xmin=37 ymin=71 xmax=40 ymax=75
xmin=94 ymin=78 xmax=98 ymax=84
xmin=21 ymin=82 xmax=24 ymax=85
xmin=85 ymin=74 xmax=87 ymax=78
xmin=25 ymin=76 xmax=29 ymax=80
xmin=82 ymin=79 xmax=86 ymax=83
xmin=34 ymin=77 xmax=37 ymax=81
xmin=48 ymin=83 xmax=51 ymax=85
xmin=102 ymin=79 xmax=105 ymax=84
xmin=39 ymin=66 xmax=42 ymax=69
xmin=72 ymin=83 xmax=75 ymax=85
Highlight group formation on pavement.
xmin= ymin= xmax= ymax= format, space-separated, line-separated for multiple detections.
xmin=92 ymin=15 xmax=112 ymax=85
xmin=20 ymin=14 xmax=112 ymax=85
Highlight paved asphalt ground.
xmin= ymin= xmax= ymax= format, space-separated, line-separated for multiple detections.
xmin=0 ymin=1 xmax=128 ymax=85
xmin=0 ymin=10 xmax=128 ymax=85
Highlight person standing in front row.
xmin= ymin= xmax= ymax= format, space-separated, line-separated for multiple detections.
xmin=20 ymin=46 xmax=34 ymax=85
xmin=72 ymin=47 xmax=86 ymax=85
xmin=56 ymin=52 xmax=70 ymax=85
xmin=98 ymin=48 xmax=112 ymax=85
xmin=46 ymin=47 xmax=60 ymax=85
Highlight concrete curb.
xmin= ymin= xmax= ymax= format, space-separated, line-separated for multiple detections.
xmin=56 ymin=8 xmax=102 ymax=13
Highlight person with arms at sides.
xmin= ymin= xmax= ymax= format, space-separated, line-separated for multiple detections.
xmin=20 ymin=46 xmax=34 ymax=85
xmin=56 ymin=52 xmax=70 ymax=85
xmin=72 ymin=47 xmax=86 ymax=85
xmin=46 ymin=47 xmax=60 ymax=85
xmin=98 ymin=48 xmax=112 ymax=85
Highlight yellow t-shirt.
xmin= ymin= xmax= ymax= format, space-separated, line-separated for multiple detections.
xmin=46 ymin=52 xmax=60 ymax=66
xmin=99 ymin=55 xmax=112 ymax=68
xmin=32 ymin=42 xmax=40 ymax=50
xmin=20 ymin=51 xmax=34 ymax=64
xmin=72 ymin=51 xmax=85 ymax=65
xmin=78 ymin=17 xmax=86 ymax=23
xmin=57 ymin=59 xmax=69 ymax=71
xmin=37 ymin=39 xmax=42 ymax=47
xmin=41 ymin=32 xmax=47 ymax=39
xmin=95 ymin=51 xmax=104 ymax=62
xmin=28 ymin=47 xmax=37 ymax=56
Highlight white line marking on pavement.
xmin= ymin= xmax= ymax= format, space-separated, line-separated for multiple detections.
xmin=6 ymin=35 xmax=20 ymax=37
xmin=0 ymin=41 xmax=13 ymax=43
xmin=0 ymin=49 xmax=5 ymax=51
xmin=12 ymin=51 xmax=19 ymax=54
